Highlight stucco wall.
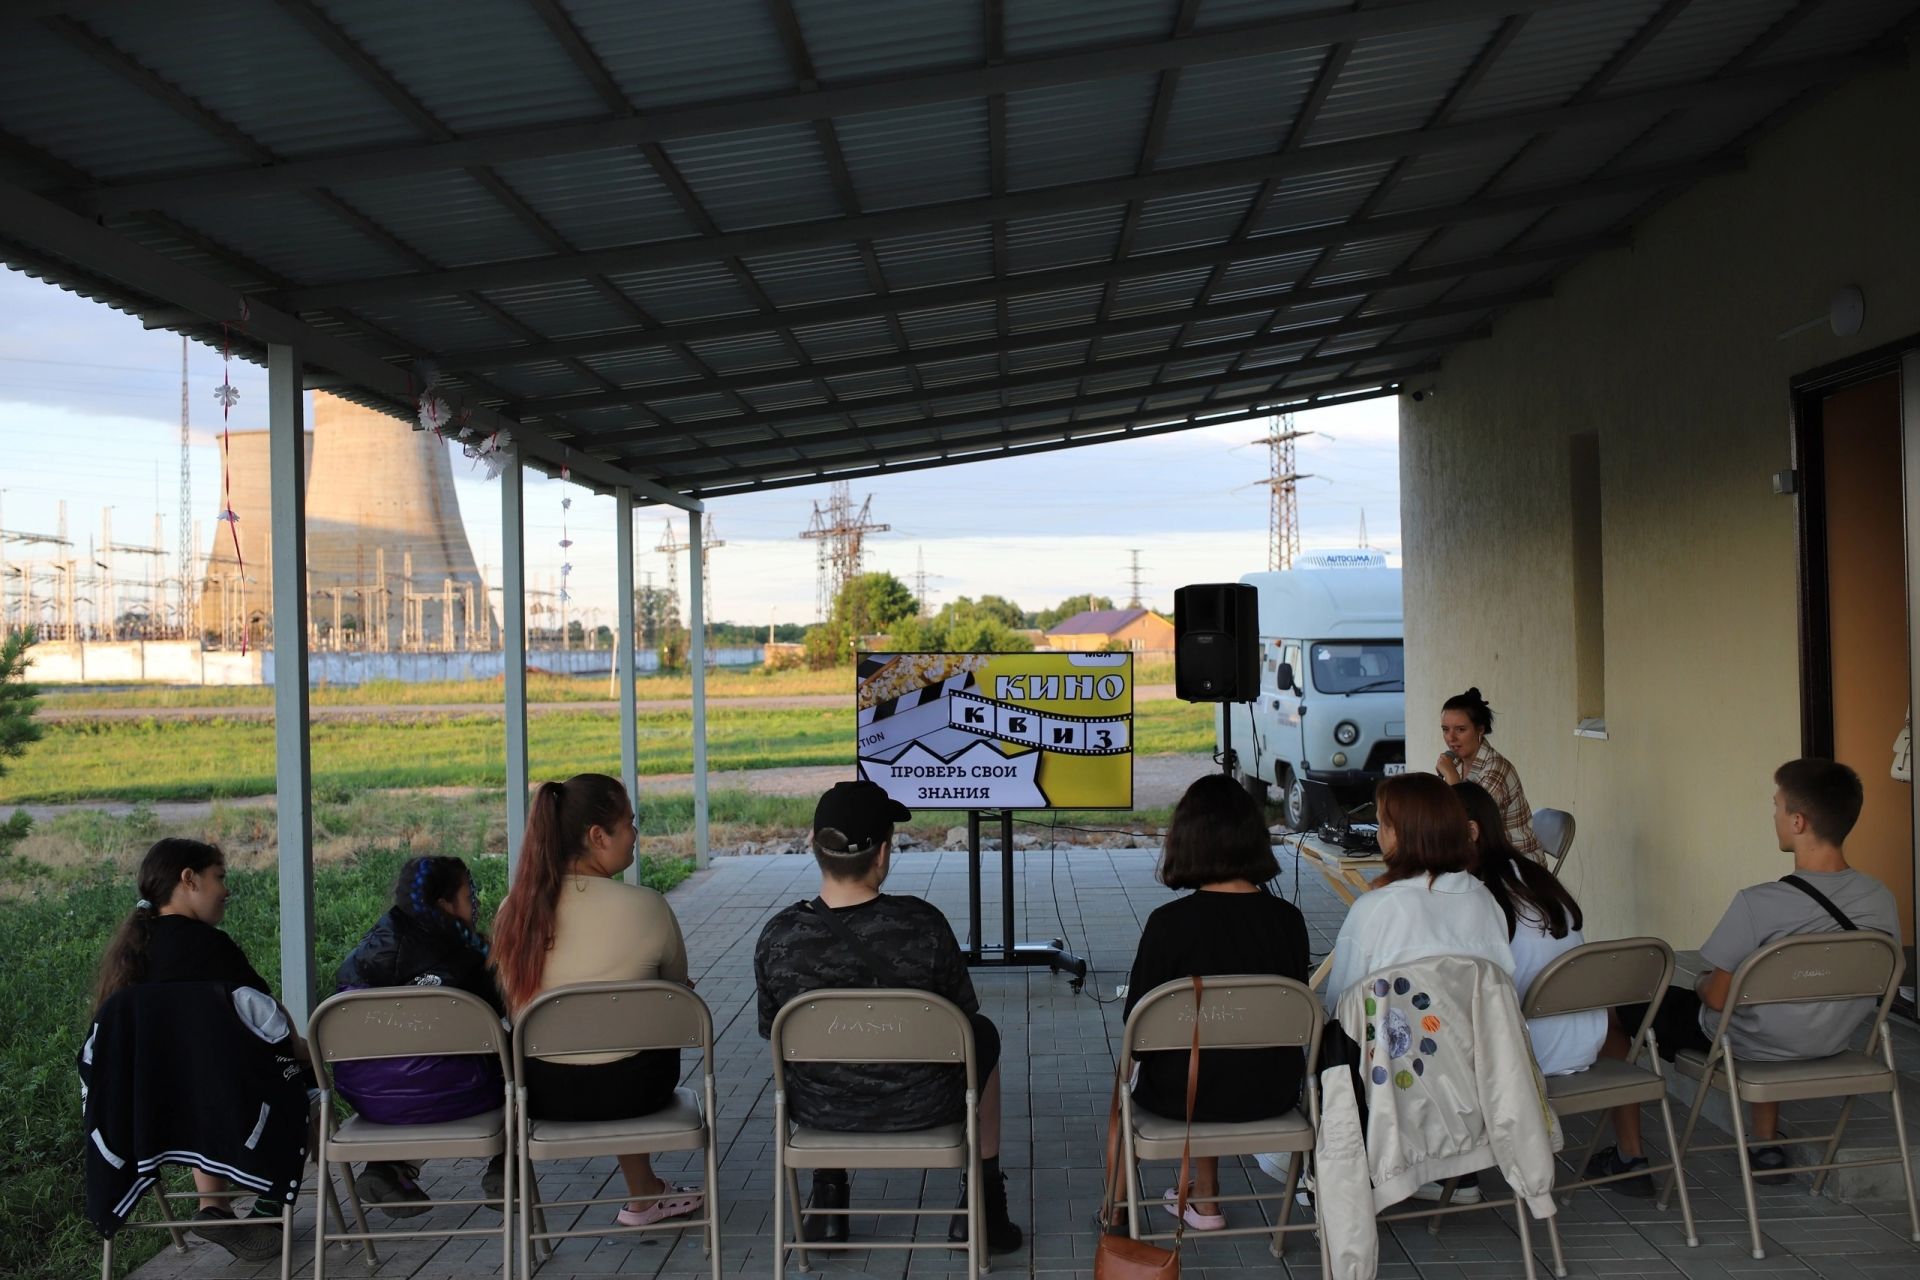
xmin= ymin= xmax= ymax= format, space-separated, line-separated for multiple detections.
xmin=1399 ymin=51 xmax=1920 ymax=945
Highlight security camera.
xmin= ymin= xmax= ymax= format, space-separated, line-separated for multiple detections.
xmin=1409 ymin=388 xmax=1436 ymax=403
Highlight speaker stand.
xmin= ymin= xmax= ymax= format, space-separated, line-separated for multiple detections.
xmin=1220 ymin=702 xmax=1238 ymax=777
xmin=962 ymin=809 xmax=1087 ymax=989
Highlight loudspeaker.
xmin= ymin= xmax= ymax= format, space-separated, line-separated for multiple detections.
xmin=1174 ymin=583 xmax=1260 ymax=703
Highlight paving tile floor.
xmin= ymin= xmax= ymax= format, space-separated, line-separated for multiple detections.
xmin=125 ymin=842 xmax=1920 ymax=1279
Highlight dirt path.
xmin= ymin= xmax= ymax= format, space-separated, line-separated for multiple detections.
xmin=40 ymin=684 xmax=1181 ymax=723
xmin=9 ymin=750 xmax=1219 ymax=824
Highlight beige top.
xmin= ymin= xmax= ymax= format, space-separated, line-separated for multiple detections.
xmin=533 ymin=874 xmax=689 ymax=1064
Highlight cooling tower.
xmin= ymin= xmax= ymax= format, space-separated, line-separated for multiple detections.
xmin=200 ymin=392 xmax=491 ymax=648
xmin=196 ymin=429 xmax=310 ymax=642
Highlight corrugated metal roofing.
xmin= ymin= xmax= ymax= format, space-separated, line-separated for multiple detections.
xmin=0 ymin=0 xmax=1910 ymax=499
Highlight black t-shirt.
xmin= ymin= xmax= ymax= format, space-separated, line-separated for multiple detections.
xmin=141 ymin=915 xmax=272 ymax=995
xmin=1123 ymin=888 xmax=1311 ymax=1123
xmin=754 ymin=894 xmax=977 ymax=1131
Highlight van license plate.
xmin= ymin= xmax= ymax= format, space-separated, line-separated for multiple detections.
xmin=1382 ymin=763 xmax=1407 ymax=776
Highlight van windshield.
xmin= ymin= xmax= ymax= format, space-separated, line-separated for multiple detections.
xmin=1309 ymin=641 xmax=1404 ymax=694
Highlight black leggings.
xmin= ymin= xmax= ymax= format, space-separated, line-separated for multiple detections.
xmin=522 ymin=1049 xmax=680 ymax=1122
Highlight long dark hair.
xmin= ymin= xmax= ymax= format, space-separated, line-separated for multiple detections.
xmin=490 ymin=774 xmax=631 ymax=1012
xmin=1453 ymin=781 xmax=1583 ymax=939
xmin=1158 ymin=773 xmax=1280 ymax=889
xmin=93 ymin=838 xmax=224 ymax=1010
xmin=1442 ymin=686 xmax=1495 ymax=734
xmin=394 ymin=855 xmax=488 ymax=957
xmin=1374 ymin=773 xmax=1477 ymax=886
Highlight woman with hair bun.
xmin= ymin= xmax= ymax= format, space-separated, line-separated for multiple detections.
xmin=1435 ymin=686 xmax=1543 ymax=860
xmin=333 ymin=855 xmax=506 ymax=1214
xmin=490 ymin=773 xmax=702 ymax=1228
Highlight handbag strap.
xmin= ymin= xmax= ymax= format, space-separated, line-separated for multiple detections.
xmin=1100 ymin=975 xmax=1205 ymax=1245
xmin=1779 ymin=875 xmax=1859 ymax=932
xmin=804 ymin=897 xmax=906 ymax=987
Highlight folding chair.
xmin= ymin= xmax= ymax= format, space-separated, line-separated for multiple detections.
xmin=770 ymin=989 xmax=983 ymax=1278
xmin=1521 ymin=938 xmax=1698 ymax=1277
xmin=1532 ymin=809 xmax=1576 ymax=876
xmin=1665 ymin=930 xmax=1919 ymax=1259
xmin=1114 ymin=974 xmax=1323 ymax=1259
xmin=512 ymin=980 xmax=721 ymax=1280
xmin=308 ymin=987 xmax=514 ymax=1278
xmin=100 ymin=1171 xmax=308 ymax=1280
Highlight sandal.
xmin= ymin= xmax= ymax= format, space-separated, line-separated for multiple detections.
xmin=615 ymin=1183 xmax=703 ymax=1227
xmin=1160 ymin=1187 xmax=1226 ymax=1231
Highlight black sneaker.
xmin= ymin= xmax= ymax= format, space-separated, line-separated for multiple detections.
xmin=480 ymin=1153 xmax=506 ymax=1201
xmin=358 ymin=1161 xmax=429 ymax=1218
xmin=801 ymin=1172 xmax=849 ymax=1244
xmin=1583 ymin=1146 xmax=1656 ymax=1198
xmin=1750 ymin=1146 xmax=1793 ymax=1186
xmin=190 ymin=1206 xmax=283 ymax=1262
xmin=947 ymin=1171 xmax=1023 ymax=1255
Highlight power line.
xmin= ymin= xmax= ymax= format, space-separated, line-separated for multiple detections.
xmin=799 ymin=480 xmax=888 ymax=620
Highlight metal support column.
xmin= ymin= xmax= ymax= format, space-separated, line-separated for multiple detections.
xmin=266 ymin=344 xmax=315 ymax=1026
xmin=687 ymin=510 xmax=709 ymax=868
xmin=502 ymin=461 xmax=530 ymax=873
xmin=616 ymin=486 xmax=640 ymax=883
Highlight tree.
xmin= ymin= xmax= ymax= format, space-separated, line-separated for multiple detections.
xmin=1035 ymin=593 xmax=1116 ymax=630
xmin=973 ymin=594 xmax=1031 ymax=630
xmin=804 ymin=572 xmax=918 ymax=668
xmin=0 ymin=630 xmax=43 ymax=852
xmin=886 ymin=598 xmax=1034 ymax=654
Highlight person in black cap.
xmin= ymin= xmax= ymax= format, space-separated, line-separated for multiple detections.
xmin=753 ymin=780 xmax=1022 ymax=1254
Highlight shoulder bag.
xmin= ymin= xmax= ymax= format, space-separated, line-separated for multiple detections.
xmin=1095 ymin=974 xmax=1203 ymax=1280
xmin=1778 ymin=875 xmax=1858 ymax=932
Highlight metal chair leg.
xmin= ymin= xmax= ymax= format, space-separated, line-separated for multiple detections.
xmin=784 ymin=1167 xmax=811 ymax=1274
xmin=1661 ymin=1063 xmax=1714 ymax=1213
xmin=1720 ymin=1056 xmax=1766 ymax=1260
xmin=1512 ymin=1188 xmax=1539 ymax=1280
xmin=1427 ymin=1176 xmax=1458 ymax=1236
xmin=1268 ymin=1151 xmax=1301 ymax=1258
xmin=1883 ymin=1035 xmax=1920 ymax=1243
xmin=1544 ymin=1205 xmax=1568 ymax=1279
xmin=147 ymin=1176 xmax=189 ymax=1252
xmin=1652 ymin=1087 xmax=1698 ymax=1247
xmin=336 ymin=1162 xmax=379 ymax=1269
xmin=1811 ymin=1095 xmax=1857 ymax=1198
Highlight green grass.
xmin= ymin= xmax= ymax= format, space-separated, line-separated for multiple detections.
xmin=39 ymin=665 xmax=857 ymax=711
xmin=1 ymin=702 xmax=1215 ymax=805
xmin=0 ymin=806 xmax=689 ymax=1280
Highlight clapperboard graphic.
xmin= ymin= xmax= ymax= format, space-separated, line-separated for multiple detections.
xmin=856 ymin=653 xmax=1132 ymax=809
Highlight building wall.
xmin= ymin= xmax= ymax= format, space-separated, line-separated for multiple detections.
xmin=1399 ymin=52 xmax=1920 ymax=945
xmin=1115 ymin=613 xmax=1175 ymax=651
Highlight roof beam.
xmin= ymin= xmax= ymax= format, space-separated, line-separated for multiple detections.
xmin=63 ymin=0 xmax=1580 ymax=214
xmin=0 ymin=178 xmax=697 ymax=508
xmin=269 ymin=52 xmax=1863 ymax=310
xmin=516 ymin=286 xmax=1539 ymax=416
xmin=418 ymin=232 xmax=1618 ymax=374
xmin=663 ymin=373 xmax=1430 ymax=497
xmin=611 ymin=332 xmax=1466 ymax=461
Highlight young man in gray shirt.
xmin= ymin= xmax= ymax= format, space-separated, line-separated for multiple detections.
xmin=1586 ymin=758 xmax=1899 ymax=1192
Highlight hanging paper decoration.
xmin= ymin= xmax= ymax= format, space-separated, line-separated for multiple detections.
xmin=463 ymin=428 xmax=513 ymax=479
xmin=213 ymin=310 xmax=244 ymax=420
xmin=218 ymin=426 xmax=247 ymax=656
xmin=558 ymin=496 xmax=573 ymax=604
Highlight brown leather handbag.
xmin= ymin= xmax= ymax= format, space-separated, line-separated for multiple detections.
xmin=1095 ymin=974 xmax=1203 ymax=1280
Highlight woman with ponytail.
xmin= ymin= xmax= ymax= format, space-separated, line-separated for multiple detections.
xmin=332 ymin=855 xmax=507 ymax=1214
xmin=91 ymin=838 xmax=288 ymax=1262
xmin=490 ymin=774 xmax=701 ymax=1227
xmin=1454 ymin=781 xmax=1604 ymax=1076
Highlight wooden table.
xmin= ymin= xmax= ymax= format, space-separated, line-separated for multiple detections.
xmin=1295 ymin=832 xmax=1385 ymax=990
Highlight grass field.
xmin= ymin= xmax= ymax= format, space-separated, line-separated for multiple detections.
xmin=0 ymin=798 xmax=690 ymax=1280
xmin=0 ymin=700 xmax=1214 ymax=804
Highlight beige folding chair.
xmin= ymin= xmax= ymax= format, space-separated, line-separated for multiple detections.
xmin=1115 ymin=974 xmax=1323 ymax=1259
xmin=1532 ymin=809 xmax=1576 ymax=875
xmin=512 ymin=980 xmax=720 ymax=1279
xmin=308 ymin=987 xmax=514 ymax=1279
xmin=1665 ymin=930 xmax=1918 ymax=1260
xmin=769 ymin=989 xmax=983 ymax=1278
xmin=100 ymin=1171 xmax=306 ymax=1280
xmin=1521 ymin=938 xmax=1698 ymax=1276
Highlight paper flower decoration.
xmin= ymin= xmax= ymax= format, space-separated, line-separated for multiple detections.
xmin=213 ymin=380 xmax=240 ymax=413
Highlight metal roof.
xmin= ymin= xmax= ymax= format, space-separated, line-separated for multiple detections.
xmin=1047 ymin=606 xmax=1158 ymax=635
xmin=1 ymin=0 xmax=1913 ymax=503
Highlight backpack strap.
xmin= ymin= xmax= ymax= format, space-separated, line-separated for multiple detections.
xmin=1779 ymin=875 xmax=1859 ymax=932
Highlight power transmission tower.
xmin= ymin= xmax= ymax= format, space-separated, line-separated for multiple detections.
xmin=656 ymin=518 xmax=685 ymax=622
xmin=1256 ymin=414 xmax=1314 ymax=570
xmin=698 ymin=514 xmax=725 ymax=660
xmin=178 ymin=336 xmax=194 ymax=632
xmin=1126 ymin=549 xmax=1145 ymax=608
xmin=1357 ymin=508 xmax=1369 ymax=548
xmin=913 ymin=546 xmax=930 ymax=615
xmin=799 ymin=480 xmax=889 ymax=619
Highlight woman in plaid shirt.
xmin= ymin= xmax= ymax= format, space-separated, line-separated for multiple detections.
xmin=1435 ymin=687 xmax=1545 ymax=861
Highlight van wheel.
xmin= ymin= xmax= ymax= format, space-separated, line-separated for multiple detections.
xmin=1285 ymin=777 xmax=1311 ymax=833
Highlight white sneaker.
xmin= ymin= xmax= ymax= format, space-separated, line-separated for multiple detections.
xmin=1411 ymin=1179 xmax=1483 ymax=1205
xmin=1252 ymin=1153 xmax=1314 ymax=1207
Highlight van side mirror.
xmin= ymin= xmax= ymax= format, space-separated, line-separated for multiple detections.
xmin=1276 ymin=662 xmax=1295 ymax=692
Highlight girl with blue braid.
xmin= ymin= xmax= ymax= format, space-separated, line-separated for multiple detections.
xmin=332 ymin=856 xmax=507 ymax=1215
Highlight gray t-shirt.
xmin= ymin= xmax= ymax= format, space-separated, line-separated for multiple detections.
xmin=1697 ymin=869 xmax=1901 ymax=1060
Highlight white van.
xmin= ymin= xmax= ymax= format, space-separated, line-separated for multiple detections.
xmin=1219 ymin=551 xmax=1406 ymax=829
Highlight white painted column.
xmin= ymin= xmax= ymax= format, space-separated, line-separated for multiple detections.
xmin=266 ymin=344 xmax=315 ymax=1027
xmin=502 ymin=460 xmax=530 ymax=874
xmin=615 ymin=486 xmax=640 ymax=883
xmin=687 ymin=510 xmax=709 ymax=868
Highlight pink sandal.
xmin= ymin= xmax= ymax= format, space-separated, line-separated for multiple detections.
xmin=1161 ymin=1187 xmax=1226 ymax=1231
xmin=615 ymin=1184 xmax=703 ymax=1227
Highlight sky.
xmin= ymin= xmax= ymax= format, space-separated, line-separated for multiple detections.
xmin=0 ymin=266 xmax=1400 ymax=629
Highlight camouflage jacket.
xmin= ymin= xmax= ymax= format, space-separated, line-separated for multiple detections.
xmin=755 ymin=894 xmax=978 ymax=1131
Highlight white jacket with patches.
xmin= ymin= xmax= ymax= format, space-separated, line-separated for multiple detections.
xmin=1314 ymin=954 xmax=1563 ymax=1278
